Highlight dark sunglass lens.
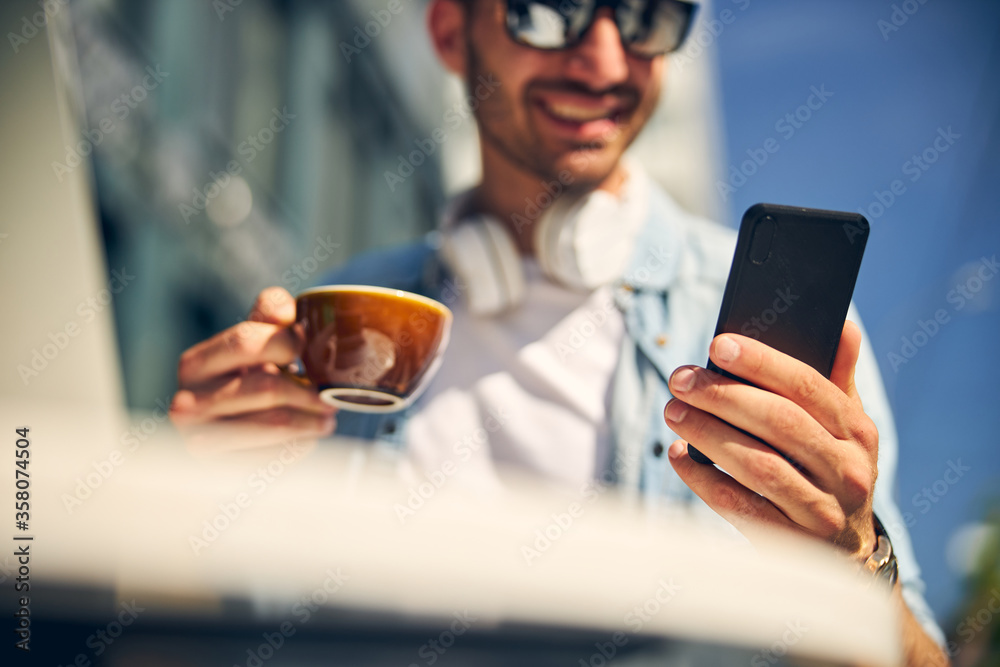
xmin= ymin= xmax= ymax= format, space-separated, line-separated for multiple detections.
xmin=617 ymin=0 xmax=694 ymax=57
xmin=506 ymin=0 xmax=597 ymax=49
xmin=507 ymin=0 xmax=574 ymax=49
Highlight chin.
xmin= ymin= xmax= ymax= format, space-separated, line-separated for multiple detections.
xmin=553 ymin=149 xmax=624 ymax=190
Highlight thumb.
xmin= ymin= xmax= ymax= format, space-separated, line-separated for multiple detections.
xmin=248 ymin=287 xmax=297 ymax=326
xmin=830 ymin=320 xmax=862 ymax=402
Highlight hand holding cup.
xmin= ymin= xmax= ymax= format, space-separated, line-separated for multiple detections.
xmin=169 ymin=287 xmax=338 ymax=453
xmin=170 ymin=285 xmax=452 ymax=454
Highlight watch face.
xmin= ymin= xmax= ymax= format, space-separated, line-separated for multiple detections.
xmin=869 ymin=513 xmax=898 ymax=587
xmin=884 ymin=557 xmax=899 ymax=587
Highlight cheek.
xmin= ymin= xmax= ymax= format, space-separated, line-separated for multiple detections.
xmin=630 ymin=59 xmax=664 ymax=107
xmin=490 ymin=52 xmax=543 ymax=101
xmin=467 ymin=41 xmax=530 ymax=107
xmin=476 ymin=65 xmax=538 ymax=126
xmin=621 ymin=75 xmax=662 ymax=137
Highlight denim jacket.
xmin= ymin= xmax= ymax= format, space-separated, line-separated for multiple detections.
xmin=321 ymin=183 xmax=944 ymax=644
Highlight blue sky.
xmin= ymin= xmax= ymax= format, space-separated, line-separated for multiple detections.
xmin=713 ymin=0 xmax=1000 ymax=622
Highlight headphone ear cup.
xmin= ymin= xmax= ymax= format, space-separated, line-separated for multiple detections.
xmin=536 ymin=191 xmax=623 ymax=290
xmin=440 ymin=215 xmax=525 ymax=315
xmin=535 ymin=181 xmax=647 ymax=290
xmin=534 ymin=193 xmax=582 ymax=288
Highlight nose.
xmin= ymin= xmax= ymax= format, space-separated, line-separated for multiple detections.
xmin=564 ymin=8 xmax=629 ymax=91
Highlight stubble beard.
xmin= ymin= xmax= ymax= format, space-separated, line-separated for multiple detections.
xmin=465 ymin=42 xmax=634 ymax=194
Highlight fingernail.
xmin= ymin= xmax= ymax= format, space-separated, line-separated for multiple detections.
xmin=667 ymin=441 xmax=685 ymax=460
xmin=716 ymin=336 xmax=741 ymax=364
xmin=665 ymin=399 xmax=688 ymax=424
xmin=671 ymin=367 xmax=696 ymax=393
xmin=322 ymin=414 xmax=337 ymax=432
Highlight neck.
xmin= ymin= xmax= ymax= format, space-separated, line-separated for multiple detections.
xmin=465 ymin=141 xmax=629 ymax=256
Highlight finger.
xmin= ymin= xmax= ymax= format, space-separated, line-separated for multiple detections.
xmin=178 ymin=321 xmax=301 ymax=387
xmin=248 ymin=287 xmax=297 ymax=326
xmin=665 ymin=439 xmax=795 ymax=536
xmin=664 ymin=400 xmax=844 ymax=534
xmin=169 ymin=365 xmax=335 ymax=426
xmin=830 ymin=320 xmax=862 ymax=404
xmin=666 ymin=368 xmax=844 ymax=487
xmin=179 ymin=407 xmax=336 ymax=455
xmin=707 ymin=334 xmax=855 ymax=439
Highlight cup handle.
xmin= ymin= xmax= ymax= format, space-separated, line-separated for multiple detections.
xmin=279 ymin=362 xmax=313 ymax=389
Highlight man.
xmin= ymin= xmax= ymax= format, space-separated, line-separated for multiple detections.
xmin=170 ymin=1 xmax=948 ymax=662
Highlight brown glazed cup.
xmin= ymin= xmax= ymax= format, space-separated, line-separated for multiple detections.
xmin=295 ymin=286 xmax=452 ymax=413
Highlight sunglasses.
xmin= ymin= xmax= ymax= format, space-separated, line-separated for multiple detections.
xmin=505 ymin=0 xmax=699 ymax=58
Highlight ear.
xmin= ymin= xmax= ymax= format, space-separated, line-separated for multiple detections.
xmin=428 ymin=0 xmax=469 ymax=78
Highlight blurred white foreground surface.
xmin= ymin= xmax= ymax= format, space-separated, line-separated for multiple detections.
xmin=3 ymin=398 xmax=900 ymax=666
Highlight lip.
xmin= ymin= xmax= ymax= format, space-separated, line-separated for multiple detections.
xmin=532 ymin=91 xmax=632 ymax=142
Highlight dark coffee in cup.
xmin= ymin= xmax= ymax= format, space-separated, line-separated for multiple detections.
xmin=296 ymin=286 xmax=452 ymax=413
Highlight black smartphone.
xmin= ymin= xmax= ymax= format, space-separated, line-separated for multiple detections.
xmin=687 ymin=203 xmax=870 ymax=465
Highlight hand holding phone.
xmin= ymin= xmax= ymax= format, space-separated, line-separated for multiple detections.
xmin=687 ymin=203 xmax=869 ymax=465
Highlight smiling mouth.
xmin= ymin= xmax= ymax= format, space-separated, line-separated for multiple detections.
xmin=542 ymin=100 xmax=624 ymax=123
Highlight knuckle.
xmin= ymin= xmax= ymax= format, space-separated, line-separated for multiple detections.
xmin=226 ymin=324 xmax=260 ymax=356
xmin=223 ymin=328 xmax=243 ymax=353
xmin=766 ymin=402 xmax=800 ymax=437
xmin=702 ymin=378 xmax=729 ymax=404
xmin=262 ymin=407 xmax=295 ymax=428
xmin=747 ymin=453 xmax=783 ymax=495
xmin=712 ymin=483 xmax=745 ymax=515
xmin=748 ymin=492 xmax=772 ymax=512
xmin=684 ymin=413 xmax=709 ymax=446
xmin=254 ymin=373 xmax=282 ymax=405
xmin=840 ymin=462 xmax=875 ymax=506
xmin=702 ymin=363 xmax=725 ymax=383
xmin=748 ymin=349 xmax=769 ymax=378
xmin=791 ymin=371 xmax=821 ymax=406
xmin=850 ymin=417 xmax=879 ymax=450
xmin=810 ymin=500 xmax=846 ymax=537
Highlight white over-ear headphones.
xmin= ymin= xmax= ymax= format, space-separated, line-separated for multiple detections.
xmin=440 ymin=167 xmax=649 ymax=315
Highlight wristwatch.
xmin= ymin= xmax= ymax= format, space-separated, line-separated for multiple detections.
xmin=862 ymin=513 xmax=899 ymax=587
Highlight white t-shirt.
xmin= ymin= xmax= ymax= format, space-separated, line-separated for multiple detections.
xmin=405 ymin=259 xmax=626 ymax=490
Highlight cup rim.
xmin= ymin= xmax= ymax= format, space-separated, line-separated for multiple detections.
xmin=319 ymin=387 xmax=410 ymax=413
xmin=296 ymin=284 xmax=453 ymax=321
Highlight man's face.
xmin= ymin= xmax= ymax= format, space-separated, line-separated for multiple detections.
xmin=462 ymin=0 xmax=666 ymax=190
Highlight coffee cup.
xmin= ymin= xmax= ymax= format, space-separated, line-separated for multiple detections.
xmin=295 ymin=285 xmax=452 ymax=413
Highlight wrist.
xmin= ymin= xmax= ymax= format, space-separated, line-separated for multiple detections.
xmin=861 ymin=513 xmax=899 ymax=587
